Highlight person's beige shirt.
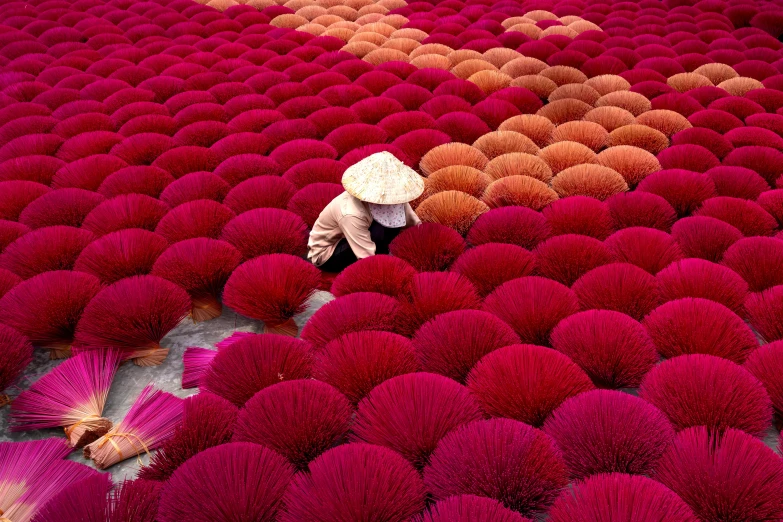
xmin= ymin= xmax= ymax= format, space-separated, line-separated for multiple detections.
xmin=308 ymin=191 xmax=420 ymax=266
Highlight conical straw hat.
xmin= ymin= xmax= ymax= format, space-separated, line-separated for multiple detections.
xmin=342 ymin=152 xmax=425 ymax=204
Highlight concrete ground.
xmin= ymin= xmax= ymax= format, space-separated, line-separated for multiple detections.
xmin=0 ymin=290 xmax=334 ymax=481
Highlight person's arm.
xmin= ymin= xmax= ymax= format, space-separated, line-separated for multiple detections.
xmin=339 ymin=214 xmax=376 ymax=259
xmin=404 ymin=203 xmax=421 ymax=226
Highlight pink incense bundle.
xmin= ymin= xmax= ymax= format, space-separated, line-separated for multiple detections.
xmin=2 ymin=460 xmax=102 ymax=522
xmin=389 ymin=222 xmax=466 ymax=272
xmin=643 ymin=298 xmax=758 ymax=363
xmin=397 ymin=272 xmax=482 ymax=336
xmin=639 ymin=354 xmax=772 ymax=437
xmin=744 ymin=341 xmax=783 ymax=427
xmin=412 ymin=309 xmax=520 ymax=384
xmin=83 ymin=385 xmax=184 ymax=470
xmin=31 ymin=473 xmax=111 ymax=522
xmin=656 ymin=258 xmax=749 ymax=315
xmin=73 ymin=229 xmax=169 ymax=285
xmin=139 ymin=392 xmax=238 ymax=481
xmin=482 ymin=277 xmax=580 ymax=346
xmin=0 ymin=438 xmax=72 ymax=515
xmin=301 ymin=292 xmax=405 ymax=352
xmin=550 ymin=310 xmax=659 ymax=389
xmin=533 ymin=234 xmax=613 ymax=287
xmin=0 ymin=324 xmax=32 ymax=407
xmin=73 ymin=275 xmax=191 ymax=366
xmin=330 ymin=255 xmax=417 ymax=298
xmin=11 ymin=350 xmax=121 ymax=448
xmin=450 ymin=243 xmax=536 ymax=298
xmin=181 ymin=347 xmax=216 ymax=389
xmin=572 ymin=263 xmax=662 ymax=321
xmin=467 ymin=344 xmax=595 ymax=427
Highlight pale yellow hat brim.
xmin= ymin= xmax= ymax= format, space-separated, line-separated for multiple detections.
xmin=342 ymin=151 xmax=425 ymax=205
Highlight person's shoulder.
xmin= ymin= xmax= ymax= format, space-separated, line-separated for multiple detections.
xmin=339 ymin=192 xmax=369 ymax=217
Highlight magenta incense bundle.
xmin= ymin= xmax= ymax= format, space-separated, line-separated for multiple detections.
xmin=11 ymin=350 xmax=121 ymax=447
xmin=31 ymin=473 xmax=111 ymax=522
xmin=181 ymin=347 xmax=216 ymax=390
xmin=83 ymin=385 xmax=184 ymax=470
xmin=0 ymin=438 xmax=71 ymax=515
xmin=181 ymin=332 xmax=255 ymax=389
xmin=31 ymin=475 xmax=163 ymax=522
xmin=2 ymin=460 xmax=101 ymax=522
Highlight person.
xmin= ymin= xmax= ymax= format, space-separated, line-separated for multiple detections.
xmin=308 ymin=151 xmax=424 ymax=272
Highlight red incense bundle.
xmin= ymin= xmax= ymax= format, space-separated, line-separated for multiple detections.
xmin=10 ymin=350 xmax=121 ymax=447
xmin=83 ymin=385 xmax=184 ymax=470
xmin=73 ymin=275 xmax=191 ymax=366
xmin=0 ymin=324 xmax=32 ymax=407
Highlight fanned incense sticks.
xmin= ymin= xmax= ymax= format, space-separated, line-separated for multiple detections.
xmin=181 ymin=347 xmax=216 ymax=390
xmin=139 ymin=393 xmax=238 ymax=481
xmin=109 ymin=479 xmax=163 ymax=522
xmin=31 ymin=473 xmax=112 ymax=522
xmin=0 ymin=438 xmax=71 ymax=515
xmin=1 ymin=460 xmax=101 ymax=522
xmin=0 ymin=325 xmax=33 ymax=407
xmin=30 ymin=475 xmax=163 ymax=522
xmin=10 ymin=350 xmax=121 ymax=447
xmin=182 ymin=333 xmax=255 ymax=389
xmin=73 ymin=276 xmax=191 ymax=366
xmin=83 ymin=385 xmax=184 ymax=470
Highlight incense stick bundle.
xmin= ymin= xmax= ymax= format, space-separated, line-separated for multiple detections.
xmin=11 ymin=350 xmax=121 ymax=447
xmin=1 ymin=460 xmax=100 ymax=522
xmin=31 ymin=475 xmax=163 ymax=522
xmin=181 ymin=332 xmax=260 ymax=390
xmin=0 ymin=438 xmax=71 ymax=515
xmin=181 ymin=348 xmax=216 ymax=390
xmin=83 ymin=386 xmax=184 ymax=470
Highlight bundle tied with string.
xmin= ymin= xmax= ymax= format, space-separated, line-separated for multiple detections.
xmin=10 ymin=350 xmax=121 ymax=448
xmin=83 ymin=385 xmax=183 ymax=470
